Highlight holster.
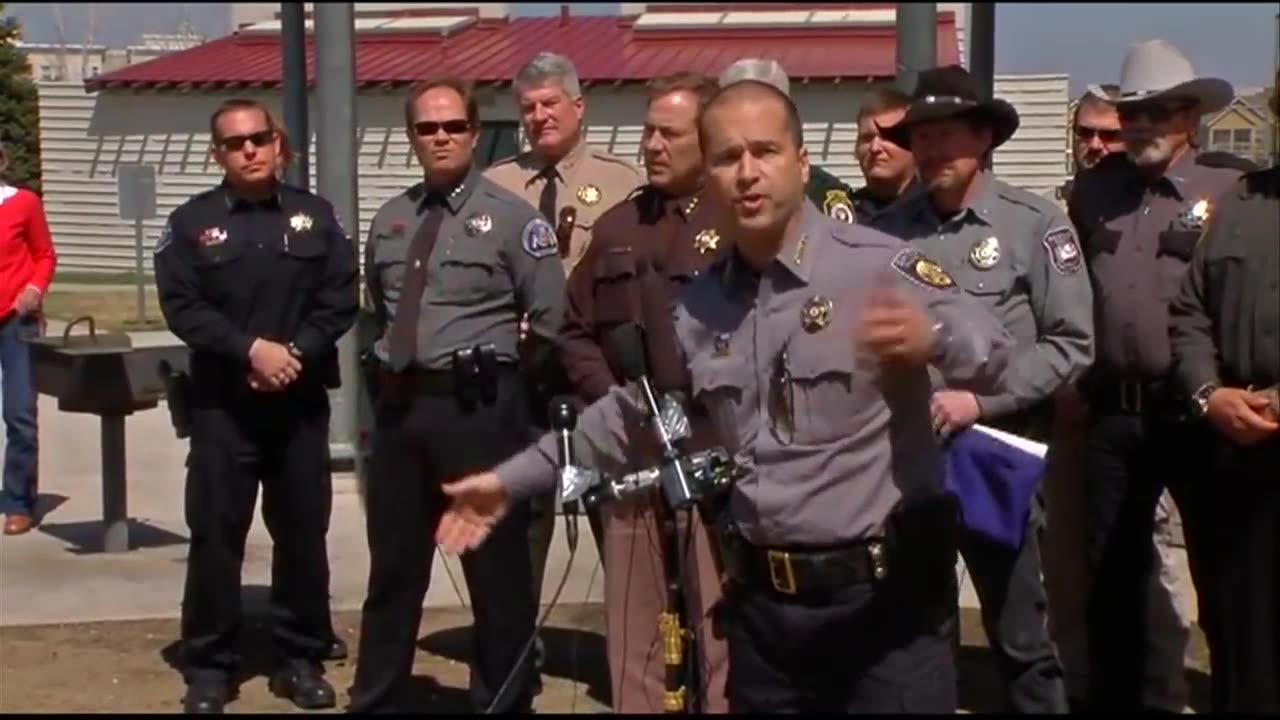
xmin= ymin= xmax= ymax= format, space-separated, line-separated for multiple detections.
xmin=161 ymin=364 xmax=193 ymax=439
xmin=451 ymin=343 xmax=499 ymax=413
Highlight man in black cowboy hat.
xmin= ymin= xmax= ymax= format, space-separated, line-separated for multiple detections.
xmin=1067 ymin=38 xmax=1258 ymax=712
xmin=875 ymin=63 xmax=1095 ymax=714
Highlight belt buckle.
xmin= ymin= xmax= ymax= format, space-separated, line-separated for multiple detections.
xmin=1120 ymin=381 xmax=1142 ymax=413
xmin=766 ymin=549 xmax=797 ymax=595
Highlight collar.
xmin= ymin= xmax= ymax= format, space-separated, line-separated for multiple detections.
xmin=913 ymin=171 xmax=998 ymax=229
xmin=530 ymin=140 xmax=587 ymax=184
xmin=221 ymin=179 xmax=282 ymax=212
xmin=415 ymin=165 xmax=481 ymax=214
xmin=668 ymin=188 xmax=704 ymax=220
xmin=773 ymin=201 xmax=824 ymax=284
xmin=1154 ymin=148 xmax=1199 ymax=201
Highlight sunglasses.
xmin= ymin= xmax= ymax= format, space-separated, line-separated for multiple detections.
xmin=1074 ymin=125 xmax=1121 ymax=143
xmin=1116 ymin=101 xmax=1193 ymax=125
xmin=215 ymin=129 xmax=276 ymax=152
xmin=413 ymin=119 xmax=471 ymax=137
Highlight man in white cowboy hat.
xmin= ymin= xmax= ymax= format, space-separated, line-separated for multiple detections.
xmin=1168 ymin=71 xmax=1280 ymax=714
xmin=875 ymin=63 xmax=1094 ymax=714
xmin=1066 ymin=38 xmax=1259 ymax=712
xmin=717 ymin=58 xmax=860 ymax=224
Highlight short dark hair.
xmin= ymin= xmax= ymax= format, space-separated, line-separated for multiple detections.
xmin=697 ymin=80 xmax=804 ymax=153
xmin=1073 ymin=84 xmax=1120 ymax=124
xmin=647 ymin=71 xmax=719 ymax=114
xmin=403 ymin=77 xmax=480 ymax=131
xmin=208 ymin=98 xmax=295 ymax=168
xmin=857 ymin=85 xmax=912 ymax=123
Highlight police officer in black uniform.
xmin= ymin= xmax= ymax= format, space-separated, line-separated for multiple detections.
xmin=154 ymin=98 xmax=359 ymax=714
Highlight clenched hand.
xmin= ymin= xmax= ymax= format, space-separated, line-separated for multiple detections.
xmin=1206 ymin=387 xmax=1280 ymax=447
xmin=248 ymin=339 xmax=301 ymax=390
xmin=855 ymin=279 xmax=937 ymax=369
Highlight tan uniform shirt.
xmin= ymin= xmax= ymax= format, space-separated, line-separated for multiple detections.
xmin=484 ymin=140 xmax=645 ymax=276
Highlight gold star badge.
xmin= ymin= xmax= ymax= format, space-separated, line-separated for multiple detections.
xmin=801 ymin=296 xmax=833 ymax=333
xmin=694 ymin=229 xmax=720 ymax=255
xmin=577 ymin=184 xmax=602 ymax=206
xmin=289 ymin=212 xmax=313 ymax=233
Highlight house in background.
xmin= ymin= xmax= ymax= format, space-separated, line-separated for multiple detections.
xmin=19 ymin=34 xmax=206 ymax=82
xmin=37 ymin=2 xmax=1070 ymax=274
xmin=1201 ymin=88 xmax=1277 ymax=167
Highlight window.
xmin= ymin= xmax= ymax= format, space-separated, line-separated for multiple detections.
xmin=1230 ymin=128 xmax=1254 ymax=158
xmin=474 ymin=121 xmax=521 ymax=169
xmin=38 ymin=65 xmax=64 ymax=82
xmin=1210 ymin=128 xmax=1232 ymax=148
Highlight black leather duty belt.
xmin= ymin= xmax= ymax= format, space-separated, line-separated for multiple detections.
xmin=1082 ymin=375 xmax=1185 ymax=417
xmin=379 ymin=365 xmax=514 ymax=396
xmin=734 ymin=538 xmax=889 ymax=597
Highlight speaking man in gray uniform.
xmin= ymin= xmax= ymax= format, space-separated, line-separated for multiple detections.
xmin=348 ymin=77 xmax=566 ymax=714
xmin=434 ymin=80 xmax=1016 ymax=713
xmin=876 ymin=65 xmax=1092 ymax=714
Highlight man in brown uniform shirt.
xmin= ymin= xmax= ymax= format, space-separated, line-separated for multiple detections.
xmin=560 ymin=72 xmax=730 ymax=713
xmin=1169 ymin=76 xmax=1280 ymax=714
xmin=1066 ymin=39 xmax=1257 ymax=711
xmin=483 ymin=52 xmax=644 ymax=691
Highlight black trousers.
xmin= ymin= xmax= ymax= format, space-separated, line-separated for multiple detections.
xmin=180 ymin=387 xmax=335 ymax=678
xmin=721 ymin=497 xmax=961 ymax=713
xmin=348 ymin=371 xmax=538 ymax=713
xmin=1197 ymin=438 xmax=1280 ymax=713
xmin=1082 ymin=411 xmax=1209 ymax=711
xmin=959 ymin=490 xmax=1068 ymax=713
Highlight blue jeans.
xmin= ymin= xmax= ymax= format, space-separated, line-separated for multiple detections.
xmin=0 ymin=312 xmax=39 ymax=515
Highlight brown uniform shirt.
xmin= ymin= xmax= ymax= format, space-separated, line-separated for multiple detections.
xmin=1068 ymin=149 xmax=1252 ymax=378
xmin=484 ymin=141 xmax=645 ymax=277
xmin=560 ymin=186 xmax=726 ymax=404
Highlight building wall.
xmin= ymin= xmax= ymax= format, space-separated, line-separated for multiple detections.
xmin=37 ymin=72 xmax=1068 ymax=274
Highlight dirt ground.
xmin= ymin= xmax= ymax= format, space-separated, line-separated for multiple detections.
xmin=0 ymin=605 xmax=1210 ymax=714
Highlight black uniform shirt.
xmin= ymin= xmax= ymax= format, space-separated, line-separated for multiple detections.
xmin=1170 ymin=165 xmax=1280 ymax=395
xmin=154 ymin=181 xmax=360 ymax=385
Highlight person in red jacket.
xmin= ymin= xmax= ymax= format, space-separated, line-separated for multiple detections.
xmin=0 ymin=142 xmax=56 ymax=535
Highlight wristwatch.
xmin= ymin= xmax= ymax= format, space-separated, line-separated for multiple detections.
xmin=1191 ymin=381 xmax=1220 ymax=417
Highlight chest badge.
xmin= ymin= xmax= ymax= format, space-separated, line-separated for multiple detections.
xmin=801 ymin=296 xmax=834 ymax=333
xmin=694 ymin=228 xmax=721 ymax=255
xmin=198 ymin=227 xmax=227 ymax=247
xmin=289 ymin=212 xmax=314 ymax=233
xmin=577 ymin=184 xmax=602 ymax=206
xmin=465 ymin=213 xmax=493 ymax=237
xmin=969 ymin=236 xmax=1001 ymax=270
xmin=712 ymin=333 xmax=732 ymax=357
xmin=1182 ymin=199 xmax=1210 ymax=229
xmin=823 ymin=189 xmax=855 ymax=224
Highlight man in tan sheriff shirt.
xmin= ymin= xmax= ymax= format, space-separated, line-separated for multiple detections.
xmin=483 ymin=50 xmax=643 ymax=698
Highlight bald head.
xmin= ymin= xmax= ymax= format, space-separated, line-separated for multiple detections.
xmin=718 ymin=58 xmax=791 ymax=96
xmin=699 ymin=80 xmax=804 ymax=154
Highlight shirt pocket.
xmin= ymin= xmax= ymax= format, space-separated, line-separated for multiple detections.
xmin=784 ymin=335 xmax=856 ymax=446
xmin=372 ymin=235 xmax=410 ymax=304
xmin=192 ymin=239 xmax=246 ymax=302
xmin=591 ymin=251 xmax=639 ymax=325
xmin=281 ymin=230 xmax=328 ymax=292
xmin=689 ymin=353 xmax=750 ymax=450
xmin=1157 ymin=228 xmax=1199 ymax=261
xmin=434 ymin=238 xmax=503 ymax=304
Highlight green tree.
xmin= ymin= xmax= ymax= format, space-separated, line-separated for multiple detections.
xmin=0 ymin=3 xmax=41 ymax=193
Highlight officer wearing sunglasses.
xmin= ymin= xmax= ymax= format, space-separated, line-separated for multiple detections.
xmin=153 ymin=98 xmax=359 ymax=714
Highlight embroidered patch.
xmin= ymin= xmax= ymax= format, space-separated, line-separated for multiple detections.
xmin=521 ymin=218 xmax=558 ymax=259
xmin=154 ymin=221 xmax=174 ymax=255
xmin=1042 ymin=226 xmax=1082 ymax=275
xmin=891 ymin=247 xmax=957 ymax=290
xmin=823 ymin=189 xmax=855 ymax=224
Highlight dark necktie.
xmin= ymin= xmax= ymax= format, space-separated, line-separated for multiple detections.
xmin=387 ymin=196 xmax=446 ymax=371
xmin=537 ymin=165 xmax=559 ymax=224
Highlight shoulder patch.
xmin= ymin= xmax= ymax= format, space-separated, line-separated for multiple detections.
xmin=823 ymin=188 xmax=856 ymax=224
xmin=891 ymin=247 xmax=957 ymax=290
xmin=1042 ymin=225 xmax=1083 ymax=275
xmin=1195 ymin=151 xmax=1259 ymax=174
xmin=521 ymin=217 xmax=558 ymax=259
xmin=154 ymin=221 xmax=174 ymax=255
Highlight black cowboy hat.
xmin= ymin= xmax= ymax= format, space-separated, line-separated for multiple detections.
xmin=880 ymin=65 xmax=1020 ymax=151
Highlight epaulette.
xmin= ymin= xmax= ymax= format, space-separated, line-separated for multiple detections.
xmin=1195 ymin=151 xmax=1259 ymax=173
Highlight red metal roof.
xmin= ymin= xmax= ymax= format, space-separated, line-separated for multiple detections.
xmin=85 ymin=14 xmax=959 ymax=92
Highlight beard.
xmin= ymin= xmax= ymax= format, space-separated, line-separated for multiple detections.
xmin=1124 ymin=135 xmax=1177 ymax=168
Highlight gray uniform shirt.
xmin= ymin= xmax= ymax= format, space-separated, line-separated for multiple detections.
xmin=365 ymin=167 xmax=566 ymax=369
xmin=874 ymin=174 xmax=1095 ymax=418
xmin=496 ymin=202 xmax=1016 ymax=547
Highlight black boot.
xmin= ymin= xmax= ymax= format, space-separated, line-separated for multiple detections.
xmin=269 ymin=659 xmax=337 ymax=710
xmin=183 ymin=673 xmax=230 ymax=714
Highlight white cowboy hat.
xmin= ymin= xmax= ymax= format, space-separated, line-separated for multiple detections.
xmin=1088 ymin=39 xmax=1234 ymax=115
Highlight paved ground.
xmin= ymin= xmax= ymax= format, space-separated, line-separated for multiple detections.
xmin=0 ymin=320 xmax=1209 ymax=713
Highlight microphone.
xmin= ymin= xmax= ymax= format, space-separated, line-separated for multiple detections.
xmin=549 ymin=397 xmax=581 ymax=550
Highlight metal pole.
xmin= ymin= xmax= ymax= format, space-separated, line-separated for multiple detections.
xmin=895 ymin=2 xmax=937 ymax=96
xmin=282 ymin=1 xmax=309 ymax=189
xmin=969 ymin=2 xmax=997 ymax=169
xmin=133 ymin=218 xmax=146 ymax=323
xmin=313 ymin=3 xmax=359 ymax=471
xmin=101 ymin=413 xmax=129 ymax=553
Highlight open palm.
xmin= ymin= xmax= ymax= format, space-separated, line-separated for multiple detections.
xmin=435 ymin=472 xmax=510 ymax=554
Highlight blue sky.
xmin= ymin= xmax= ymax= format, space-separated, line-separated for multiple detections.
xmin=7 ymin=2 xmax=1278 ymax=95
